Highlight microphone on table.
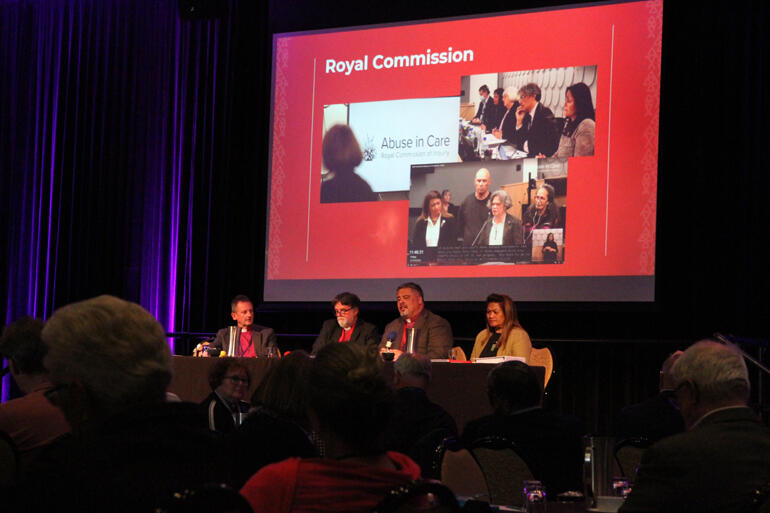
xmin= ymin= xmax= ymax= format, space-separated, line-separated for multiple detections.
xmin=471 ymin=212 xmax=493 ymax=247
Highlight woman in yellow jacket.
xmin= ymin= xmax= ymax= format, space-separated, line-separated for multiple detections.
xmin=470 ymin=293 xmax=531 ymax=362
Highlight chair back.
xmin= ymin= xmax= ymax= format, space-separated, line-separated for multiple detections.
xmin=372 ymin=479 xmax=460 ymax=513
xmin=155 ymin=483 xmax=254 ymax=513
xmin=408 ymin=428 xmax=456 ymax=480
xmin=437 ymin=439 xmax=488 ymax=501
xmin=528 ymin=347 xmax=553 ymax=388
xmin=745 ymin=480 xmax=770 ymax=513
xmin=469 ymin=437 xmax=535 ymax=506
xmin=613 ymin=437 xmax=651 ymax=481
xmin=0 ymin=430 xmax=19 ymax=487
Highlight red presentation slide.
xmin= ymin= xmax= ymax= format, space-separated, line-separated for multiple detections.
xmin=265 ymin=0 xmax=662 ymax=302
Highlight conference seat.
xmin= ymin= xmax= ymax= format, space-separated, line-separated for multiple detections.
xmin=613 ymin=437 xmax=651 ymax=483
xmin=528 ymin=346 xmax=554 ymax=388
xmin=468 ymin=436 xmax=535 ymax=507
xmin=372 ymin=479 xmax=460 ymax=513
xmin=154 ymin=483 xmax=253 ymax=513
xmin=434 ymin=438 xmax=488 ymax=501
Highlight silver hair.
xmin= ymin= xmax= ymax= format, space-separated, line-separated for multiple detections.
xmin=42 ymin=295 xmax=172 ymax=411
xmin=487 ymin=189 xmax=513 ymax=210
xmin=672 ymin=340 xmax=750 ymax=404
xmin=518 ymin=82 xmax=541 ymax=101
xmin=394 ymin=352 xmax=432 ymax=381
xmin=503 ymin=86 xmax=518 ymax=102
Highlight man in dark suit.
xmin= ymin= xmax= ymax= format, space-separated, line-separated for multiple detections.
xmin=312 ymin=292 xmax=379 ymax=354
xmin=379 ymin=282 xmax=453 ymax=360
xmin=462 ymin=361 xmax=585 ymax=496
xmin=511 ymin=83 xmax=559 ymax=158
xmin=471 ymin=84 xmax=491 ymax=125
xmin=620 ymin=340 xmax=770 ymax=513
xmin=196 ymin=294 xmax=277 ymax=357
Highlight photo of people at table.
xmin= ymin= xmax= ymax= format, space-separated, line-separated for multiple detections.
xmin=459 ymin=65 xmax=596 ymax=161
xmin=407 ymin=159 xmax=567 ymax=266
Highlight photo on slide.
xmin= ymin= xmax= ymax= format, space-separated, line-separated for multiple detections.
xmin=406 ymin=158 xmax=567 ymax=266
xmin=460 ymin=65 xmax=597 ymax=161
xmin=320 ymin=97 xmax=459 ymax=203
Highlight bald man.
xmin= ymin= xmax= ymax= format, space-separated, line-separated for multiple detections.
xmin=458 ymin=168 xmax=492 ymax=245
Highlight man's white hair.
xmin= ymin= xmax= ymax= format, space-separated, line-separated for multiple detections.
xmin=42 ymin=295 xmax=172 ymax=412
xmin=672 ymin=340 xmax=750 ymax=405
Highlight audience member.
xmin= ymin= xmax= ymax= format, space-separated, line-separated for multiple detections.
xmin=385 ymin=353 xmax=458 ymax=477
xmin=226 ymin=351 xmax=316 ymax=489
xmin=379 ymin=282 xmax=453 ymax=360
xmin=620 ymin=340 xmax=770 ymax=513
xmin=312 ymin=292 xmax=379 ymax=354
xmin=471 ymin=84 xmax=491 ymax=125
xmin=196 ymin=294 xmax=277 ymax=357
xmin=511 ymin=83 xmax=559 ymax=158
xmin=240 ymin=343 xmax=420 ymax=513
xmin=462 ymin=361 xmax=584 ymax=496
xmin=412 ymin=190 xmax=458 ymax=248
xmin=491 ymin=86 xmax=521 ymax=144
xmin=320 ymin=124 xmax=377 ymax=203
xmin=200 ymin=358 xmax=251 ymax=434
xmin=522 ymin=183 xmax=559 ymax=245
xmin=16 ymin=295 xmax=227 ymax=512
xmin=480 ymin=87 xmax=506 ymax=133
xmin=458 ymin=168 xmax=492 ymax=245
xmin=473 ymin=189 xmax=523 ymax=246
xmin=441 ymin=189 xmax=459 ymax=218
xmin=616 ymin=350 xmax=685 ymax=442
xmin=553 ymin=82 xmax=595 ymax=157
xmin=470 ymin=294 xmax=531 ymax=361
xmin=0 ymin=317 xmax=69 ymax=454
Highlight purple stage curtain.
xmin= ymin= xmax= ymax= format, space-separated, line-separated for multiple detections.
xmin=0 ymin=0 xmax=257 ymax=401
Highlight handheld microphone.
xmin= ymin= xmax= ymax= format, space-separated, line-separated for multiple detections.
xmin=385 ymin=331 xmax=397 ymax=349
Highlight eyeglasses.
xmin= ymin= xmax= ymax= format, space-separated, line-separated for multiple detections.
xmin=334 ymin=308 xmax=353 ymax=315
xmin=224 ymin=376 xmax=249 ymax=385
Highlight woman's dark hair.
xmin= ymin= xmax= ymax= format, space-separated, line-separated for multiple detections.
xmin=493 ymin=88 xmax=504 ymax=102
xmin=309 ymin=343 xmax=393 ymax=455
xmin=322 ymin=124 xmax=363 ymax=173
xmin=208 ymin=358 xmax=250 ymax=391
xmin=419 ymin=190 xmax=443 ymax=220
xmin=563 ymin=82 xmax=595 ymax=136
xmin=251 ymin=350 xmax=313 ymax=426
xmin=485 ymin=293 xmax=521 ymax=353
xmin=546 ymin=232 xmax=555 ymax=242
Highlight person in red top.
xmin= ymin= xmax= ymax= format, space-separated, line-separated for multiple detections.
xmin=195 ymin=294 xmax=278 ymax=357
xmin=240 ymin=343 xmax=421 ymax=513
xmin=0 ymin=317 xmax=70 ymax=452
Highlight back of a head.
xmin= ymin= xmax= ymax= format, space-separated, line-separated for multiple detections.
xmin=0 ymin=316 xmax=47 ymax=375
xmin=42 ymin=295 xmax=172 ymax=413
xmin=252 ymin=350 xmax=313 ymax=425
xmin=310 ymin=343 xmax=393 ymax=453
xmin=672 ymin=340 xmax=750 ymax=406
xmin=487 ymin=361 xmax=541 ymax=414
xmin=322 ymin=124 xmax=363 ymax=173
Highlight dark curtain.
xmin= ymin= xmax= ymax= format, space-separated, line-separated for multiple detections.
xmin=0 ymin=0 xmax=268 ymax=399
